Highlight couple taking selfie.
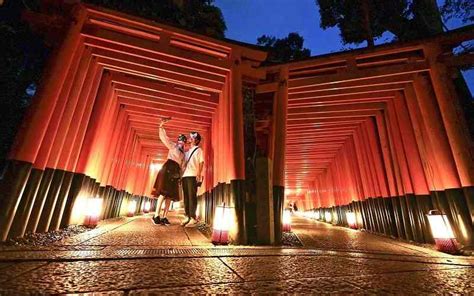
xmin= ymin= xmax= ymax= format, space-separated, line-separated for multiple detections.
xmin=150 ymin=117 xmax=204 ymax=227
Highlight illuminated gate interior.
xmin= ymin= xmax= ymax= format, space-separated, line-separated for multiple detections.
xmin=0 ymin=3 xmax=473 ymax=250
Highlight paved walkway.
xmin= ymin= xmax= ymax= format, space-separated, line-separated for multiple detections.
xmin=0 ymin=212 xmax=473 ymax=294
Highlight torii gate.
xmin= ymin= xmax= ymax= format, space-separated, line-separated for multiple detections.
xmin=0 ymin=3 xmax=473 ymax=249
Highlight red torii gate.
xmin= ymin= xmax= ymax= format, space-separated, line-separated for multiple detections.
xmin=0 ymin=2 xmax=473 ymax=249
xmin=0 ymin=4 xmax=268 ymax=243
xmin=257 ymin=28 xmax=474 ymax=246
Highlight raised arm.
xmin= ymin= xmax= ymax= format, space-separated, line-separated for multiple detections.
xmin=158 ymin=122 xmax=175 ymax=150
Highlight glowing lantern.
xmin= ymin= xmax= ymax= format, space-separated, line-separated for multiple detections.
xmin=313 ymin=210 xmax=320 ymax=220
xmin=427 ymin=210 xmax=459 ymax=254
xmin=83 ymin=198 xmax=103 ymax=227
xmin=282 ymin=210 xmax=292 ymax=232
xmin=346 ymin=211 xmax=357 ymax=229
xmin=127 ymin=200 xmax=137 ymax=217
xmin=212 ymin=204 xmax=233 ymax=245
xmin=325 ymin=211 xmax=332 ymax=223
xmin=143 ymin=201 xmax=151 ymax=213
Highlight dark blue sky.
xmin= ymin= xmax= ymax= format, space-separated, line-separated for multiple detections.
xmin=214 ymin=0 xmax=473 ymax=94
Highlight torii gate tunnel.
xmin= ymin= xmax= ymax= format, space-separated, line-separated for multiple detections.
xmin=1 ymin=4 xmax=473 ymax=248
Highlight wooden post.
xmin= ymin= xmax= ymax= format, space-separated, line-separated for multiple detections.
xmin=272 ymin=66 xmax=288 ymax=244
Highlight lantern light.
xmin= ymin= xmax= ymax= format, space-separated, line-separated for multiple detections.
xmin=127 ymin=200 xmax=137 ymax=217
xmin=83 ymin=198 xmax=103 ymax=227
xmin=427 ymin=210 xmax=459 ymax=254
xmin=143 ymin=201 xmax=151 ymax=213
xmin=212 ymin=203 xmax=233 ymax=245
xmin=282 ymin=210 xmax=292 ymax=232
xmin=313 ymin=210 xmax=320 ymax=220
xmin=346 ymin=211 xmax=357 ymax=229
xmin=325 ymin=211 xmax=332 ymax=223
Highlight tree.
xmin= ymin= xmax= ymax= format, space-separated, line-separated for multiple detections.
xmin=83 ymin=0 xmax=227 ymax=38
xmin=316 ymin=0 xmax=473 ymax=46
xmin=257 ymin=32 xmax=311 ymax=63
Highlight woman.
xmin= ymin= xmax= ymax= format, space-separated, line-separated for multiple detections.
xmin=151 ymin=118 xmax=186 ymax=225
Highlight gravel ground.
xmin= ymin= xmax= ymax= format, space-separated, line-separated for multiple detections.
xmin=282 ymin=231 xmax=304 ymax=247
xmin=0 ymin=225 xmax=89 ymax=250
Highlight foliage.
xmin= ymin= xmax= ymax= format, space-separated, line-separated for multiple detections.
xmin=257 ymin=32 xmax=311 ymax=63
xmin=83 ymin=0 xmax=227 ymax=38
xmin=315 ymin=0 xmax=457 ymax=45
xmin=440 ymin=0 xmax=474 ymax=24
xmin=0 ymin=0 xmax=50 ymax=161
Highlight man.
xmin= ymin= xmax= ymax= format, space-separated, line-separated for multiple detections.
xmin=181 ymin=131 xmax=204 ymax=227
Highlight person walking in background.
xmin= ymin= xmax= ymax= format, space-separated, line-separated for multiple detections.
xmin=181 ymin=132 xmax=204 ymax=227
xmin=151 ymin=118 xmax=186 ymax=225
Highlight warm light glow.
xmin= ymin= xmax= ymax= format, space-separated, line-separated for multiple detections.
xmin=213 ymin=204 xmax=233 ymax=231
xmin=314 ymin=211 xmax=320 ymax=220
xmin=150 ymin=163 xmax=162 ymax=172
xmin=70 ymin=193 xmax=88 ymax=224
xmin=127 ymin=200 xmax=137 ymax=217
xmin=346 ymin=211 xmax=357 ymax=229
xmin=325 ymin=211 xmax=332 ymax=223
xmin=144 ymin=201 xmax=151 ymax=213
xmin=87 ymin=198 xmax=103 ymax=218
xmin=427 ymin=210 xmax=455 ymax=239
xmin=283 ymin=210 xmax=292 ymax=232
xmin=83 ymin=197 xmax=103 ymax=227
xmin=212 ymin=204 xmax=234 ymax=245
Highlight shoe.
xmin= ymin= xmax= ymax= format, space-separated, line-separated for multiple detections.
xmin=181 ymin=216 xmax=190 ymax=226
xmin=152 ymin=216 xmax=161 ymax=225
xmin=185 ymin=218 xmax=198 ymax=228
xmin=161 ymin=217 xmax=170 ymax=225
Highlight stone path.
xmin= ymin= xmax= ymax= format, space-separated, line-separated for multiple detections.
xmin=0 ymin=213 xmax=473 ymax=294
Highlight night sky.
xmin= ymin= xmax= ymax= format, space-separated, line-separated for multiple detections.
xmin=214 ymin=0 xmax=473 ymax=94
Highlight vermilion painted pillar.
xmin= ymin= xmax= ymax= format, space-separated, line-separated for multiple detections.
xmin=375 ymin=112 xmax=401 ymax=197
xmin=66 ymin=66 xmax=104 ymax=172
xmin=101 ymin=108 xmax=126 ymax=186
xmin=76 ymin=72 xmax=112 ymax=175
xmin=9 ymin=7 xmax=87 ymax=163
xmin=412 ymin=75 xmax=461 ymax=189
xmin=272 ymin=66 xmax=289 ymax=188
xmin=33 ymin=45 xmax=89 ymax=170
xmin=96 ymin=101 xmax=121 ymax=185
xmin=272 ymin=66 xmax=288 ymax=244
xmin=392 ymin=93 xmax=429 ymax=195
xmin=385 ymin=101 xmax=414 ymax=195
xmin=403 ymin=84 xmax=443 ymax=191
xmin=426 ymin=47 xmax=474 ymax=187
xmin=231 ymin=56 xmax=245 ymax=180
xmin=58 ymin=62 xmax=101 ymax=171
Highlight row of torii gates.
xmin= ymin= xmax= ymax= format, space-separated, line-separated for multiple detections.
xmin=0 ymin=3 xmax=473 ymax=248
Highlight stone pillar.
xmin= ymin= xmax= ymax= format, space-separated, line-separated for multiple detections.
xmin=256 ymin=157 xmax=275 ymax=244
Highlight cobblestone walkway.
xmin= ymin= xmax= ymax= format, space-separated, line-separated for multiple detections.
xmin=0 ymin=213 xmax=473 ymax=294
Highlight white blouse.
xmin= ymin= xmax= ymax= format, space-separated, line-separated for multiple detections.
xmin=182 ymin=145 xmax=204 ymax=177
